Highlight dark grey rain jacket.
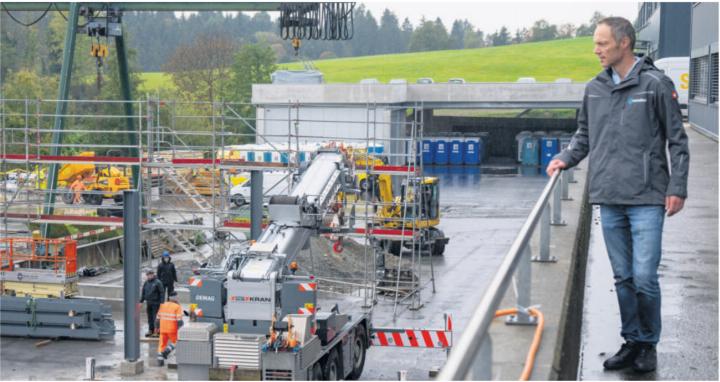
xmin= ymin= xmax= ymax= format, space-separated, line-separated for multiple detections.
xmin=556 ymin=56 xmax=689 ymax=205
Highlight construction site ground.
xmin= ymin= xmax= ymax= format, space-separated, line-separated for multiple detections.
xmin=2 ymin=126 xmax=717 ymax=381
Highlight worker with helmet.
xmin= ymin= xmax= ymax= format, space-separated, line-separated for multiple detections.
xmin=70 ymin=175 xmax=85 ymax=204
xmin=157 ymin=251 xmax=177 ymax=302
xmin=156 ymin=291 xmax=183 ymax=362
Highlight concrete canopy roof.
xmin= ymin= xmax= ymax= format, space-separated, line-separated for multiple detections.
xmin=252 ymin=82 xmax=587 ymax=109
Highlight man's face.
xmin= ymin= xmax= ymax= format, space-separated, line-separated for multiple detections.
xmin=593 ymin=24 xmax=628 ymax=68
xmin=147 ymin=273 xmax=154 ymax=280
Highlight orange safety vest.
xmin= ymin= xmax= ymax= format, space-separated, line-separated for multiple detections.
xmin=157 ymin=301 xmax=183 ymax=334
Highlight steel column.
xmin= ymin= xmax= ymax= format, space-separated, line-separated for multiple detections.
xmin=123 ymin=190 xmax=140 ymax=361
xmin=250 ymin=170 xmax=263 ymax=240
xmin=41 ymin=3 xmax=80 ymax=238
xmin=114 ymin=27 xmax=139 ymax=188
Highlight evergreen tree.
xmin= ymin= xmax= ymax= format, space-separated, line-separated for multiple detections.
xmin=378 ymin=9 xmax=403 ymax=54
xmin=449 ymin=20 xmax=465 ymax=50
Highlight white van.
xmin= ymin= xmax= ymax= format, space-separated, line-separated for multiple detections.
xmin=229 ymin=171 xmax=291 ymax=207
xmin=654 ymin=57 xmax=689 ymax=117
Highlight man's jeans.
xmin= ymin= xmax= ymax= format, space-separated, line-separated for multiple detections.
xmin=600 ymin=204 xmax=665 ymax=344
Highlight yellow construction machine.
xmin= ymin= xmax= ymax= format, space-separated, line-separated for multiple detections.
xmin=55 ymin=151 xmax=131 ymax=205
xmin=349 ymin=150 xmax=448 ymax=256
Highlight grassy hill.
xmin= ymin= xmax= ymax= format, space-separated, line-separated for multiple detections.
xmin=139 ymin=37 xmax=600 ymax=91
xmin=281 ymin=37 xmax=599 ymax=83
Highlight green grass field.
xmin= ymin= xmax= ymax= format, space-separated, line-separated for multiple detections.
xmin=139 ymin=37 xmax=601 ymax=90
xmin=138 ymin=72 xmax=175 ymax=92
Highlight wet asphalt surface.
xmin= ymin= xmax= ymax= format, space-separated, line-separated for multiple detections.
xmin=578 ymin=128 xmax=718 ymax=381
xmin=358 ymin=165 xmax=549 ymax=380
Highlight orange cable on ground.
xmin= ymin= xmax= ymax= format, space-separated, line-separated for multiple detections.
xmin=494 ymin=307 xmax=545 ymax=381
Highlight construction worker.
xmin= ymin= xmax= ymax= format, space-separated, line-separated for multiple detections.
xmin=156 ymin=291 xmax=183 ymax=361
xmin=157 ymin=251 xmax=177 ymax=301
xmin=140 ymin=269 xmax=164 ymax=337
xmin=69 ymin=175 xmax=85 ymax=204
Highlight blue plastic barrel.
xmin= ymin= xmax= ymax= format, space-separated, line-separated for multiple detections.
xmin=540 ymin=137 xmax=559 ymax=171
xmin=463 ymin=138 xmax=480 ymax=165
xmin=422 ymin=140 xmax=434 ymax=164
xmin=263 ymin=151 xmax=272 ymax=162
xmin=449 ymin=139 xmax=464 ymax=165
xmin=247 ymin=152 xmax=255 ymax=162
xmin=280 ymin=153 xmax=289 ymax=164
xmin=434 ymin=138 xmax=448 ymax=165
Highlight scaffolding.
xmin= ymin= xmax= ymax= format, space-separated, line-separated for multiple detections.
xmin=0 ymin=97 xmax=435 ymax=317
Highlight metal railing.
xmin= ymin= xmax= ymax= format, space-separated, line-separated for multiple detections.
xmin=438 ymin=169 xmax=571 ymax=380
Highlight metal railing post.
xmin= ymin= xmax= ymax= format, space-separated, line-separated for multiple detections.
xmin=567 ymin=167 xmax=576 ymax=183
xmin=467 ymin=336 xmax=493 ymax=380
xmin=533 ymin=201 xmax=557 ymax=263
xmin=551 ymin=177 xmax=566 ymax=226
xmin=561 ymin=171 xmax=571 ymax=200
xmin=507 ymin=245 xmax=537 ymax=325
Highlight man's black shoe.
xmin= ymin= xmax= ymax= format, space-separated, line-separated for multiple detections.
xmin=632 ymin=343 xmax=657 ymax=373
xmin=603 ymin=342 xmax=639 ymax=370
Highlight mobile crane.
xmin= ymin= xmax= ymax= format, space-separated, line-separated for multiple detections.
xmin=184 ymin=149 xmax=371 ymax=380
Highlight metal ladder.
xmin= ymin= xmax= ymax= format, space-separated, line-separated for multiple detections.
xmin=151 ymin=215 xmax=200 ymax=255
xmin=160 ymin=166 xmax=214 ymax=212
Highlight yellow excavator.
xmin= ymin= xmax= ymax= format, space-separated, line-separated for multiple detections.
xmin=54 ymin=152 xmax=131 ymax=205
xmin=350 ymin=150 xmax=448 ymax=256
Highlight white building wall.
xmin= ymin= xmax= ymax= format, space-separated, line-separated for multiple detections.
xmin=257 ymin=106 xmax=393 ymax=146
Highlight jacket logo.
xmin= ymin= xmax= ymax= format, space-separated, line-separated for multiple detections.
xmin=627 ymin=97 xmax=647 ymax=105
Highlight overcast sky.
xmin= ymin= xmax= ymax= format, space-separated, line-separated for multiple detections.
xmin=362 ymin=1 xmax=640 ymax=33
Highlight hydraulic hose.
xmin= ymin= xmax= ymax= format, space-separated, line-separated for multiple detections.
xmin=494 ymin=307 xmax=545 ymax=381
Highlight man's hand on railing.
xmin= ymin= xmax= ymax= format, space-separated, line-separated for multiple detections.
xmin=546 ymin=159 xmax=567 ymax=177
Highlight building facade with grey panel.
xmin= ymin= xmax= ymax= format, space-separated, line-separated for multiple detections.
xmin=688 ymin=2 xmax=718 ymax=139
xmin=635 ymin=2 xmax=692 ymax=60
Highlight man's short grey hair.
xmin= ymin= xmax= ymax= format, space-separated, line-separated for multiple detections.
xmin=598 ymin=17 xmax=636 ymax=50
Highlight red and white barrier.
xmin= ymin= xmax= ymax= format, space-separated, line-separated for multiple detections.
xmin=63 ymin=226 xmax=118 ymax=241
xmin=371 ymin=329 xmax=451 ymax=349
xmin=297 ymin=282 xmax=317 ymax=292
xmin=371 ymin=315 xmax=453 ymax=350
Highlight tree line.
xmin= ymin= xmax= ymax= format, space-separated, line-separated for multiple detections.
xmin=2 ymin=5 xmax=608 ymax=76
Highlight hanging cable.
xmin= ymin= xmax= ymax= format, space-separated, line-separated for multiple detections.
xmin=1 ymin=3 xmax=52 ymax=27
xmin=53 ymin=2 xmax=68 ymax=21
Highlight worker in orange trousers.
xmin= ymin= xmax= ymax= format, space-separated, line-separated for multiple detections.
xmin=69 ymin=175 xmax=85 ymax=204
xmin=156 ymin=291 xmax=184 ymax=361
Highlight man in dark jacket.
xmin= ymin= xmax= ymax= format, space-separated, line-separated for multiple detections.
xmin=157 ymin=251 xmax=178 ymax=302
xmin=548 ymin=17 xmax=689 ymax=374
xmin=140 ymin=269 xmax=164 ymax=337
